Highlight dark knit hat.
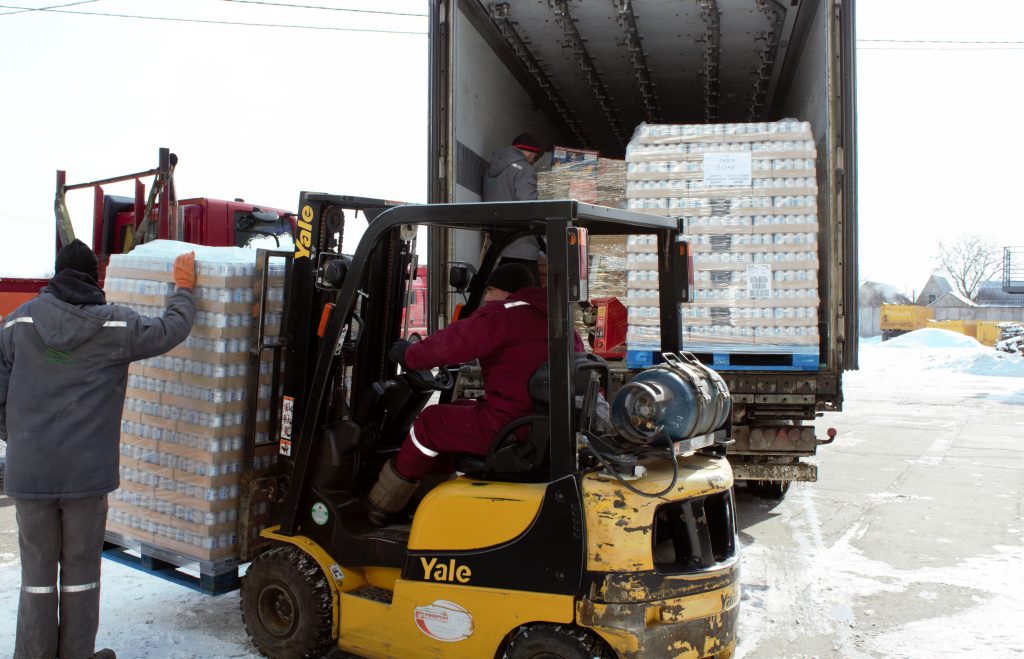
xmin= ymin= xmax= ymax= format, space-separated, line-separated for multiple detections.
xmin=55 ymin=239 xmax=99 ymax=282
xmin=485 ymin=263 xmax=535 ymax=293
xmin=512 ymin=132 xmax=542 ymax=154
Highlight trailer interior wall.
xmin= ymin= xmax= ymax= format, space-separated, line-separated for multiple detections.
xmin=443 ymin=4 xmax=564 ymax=266
xmin=774 ymin=0 xmax=840 ymax=369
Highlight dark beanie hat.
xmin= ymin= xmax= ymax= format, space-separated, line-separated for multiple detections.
xmin=486 ymin=263 xmax=535 ymax=293
xmin=55 ymin=239 xmax=99 ymax=282
xmin=512 ymin=132 xmax=542 ymax=154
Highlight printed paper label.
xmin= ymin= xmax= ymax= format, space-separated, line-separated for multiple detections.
xmin=704 ymin=153 xmax=752 ymax=187
xmin=413 ymin=600 xmax=474 ymax=643
xmin=747 ymin=264 xmax=772 ymax=300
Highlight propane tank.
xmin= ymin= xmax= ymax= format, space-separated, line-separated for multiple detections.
xmin=611 ymin=352 xmax=731 ymax=445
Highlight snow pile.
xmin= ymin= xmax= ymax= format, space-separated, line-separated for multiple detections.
xmin=870 ymin=329 xmax=1024 ymax=378
xmin=879 ymin=328 xmax=982 ymax=350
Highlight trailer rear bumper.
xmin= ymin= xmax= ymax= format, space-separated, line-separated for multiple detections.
xmin=730 ymin=461 xmax=817 ymax=482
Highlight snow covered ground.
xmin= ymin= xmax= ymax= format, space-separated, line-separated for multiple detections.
xmin=0 ymin=330 xmax=1021 ymax=657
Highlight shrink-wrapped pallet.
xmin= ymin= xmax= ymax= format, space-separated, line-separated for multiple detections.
xmin=624 ymin=120 xmax=820 ymax=357
xmin=104 ymin=241 xmax=279 ymax=561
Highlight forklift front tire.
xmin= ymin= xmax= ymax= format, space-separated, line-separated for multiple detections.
xmin=241 ymin=545 xmax=334 ymax=659
xmin=502 ymin=623 xmax=616 ymax=659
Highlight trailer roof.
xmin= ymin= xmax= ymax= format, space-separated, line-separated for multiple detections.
xmin=464 ymin=0 xmax=810 ymax=156
xmin=370 ymin=199 xmax=678 ymax=235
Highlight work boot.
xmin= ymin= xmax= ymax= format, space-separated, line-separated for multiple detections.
xmin=364 ymin=459 xmax=420 ymax=526
xmin=93 ymin=650 xmax=117 ymax=659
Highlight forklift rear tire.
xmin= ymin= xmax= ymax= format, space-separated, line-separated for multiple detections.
xmin=241 ymin=545 xmax=333 ymax=659
xmin=502 ymin=623 xmax=616 ymax=659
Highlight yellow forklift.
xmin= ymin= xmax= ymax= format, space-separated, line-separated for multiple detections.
xmin=239 ymin=193 xmax=739 ymax=658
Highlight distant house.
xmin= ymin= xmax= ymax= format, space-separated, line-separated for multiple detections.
xmin=929 ymin=291 xmax=977 ymax=308
xmin=928 ymin=279 xmax=1024 ymax=323
xmin=975 ymin=281 xmax=1022 ymax=307
xmin=915 ymin=274 xmax=953 ymax=306
xmin=859 ymin=281 xmax=911 ymax=307
xmin=858 ymin=281 xmax=912 ymax=337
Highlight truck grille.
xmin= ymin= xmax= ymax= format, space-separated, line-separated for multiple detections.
xmin=652 ymin=489 xmax=736 ymax=573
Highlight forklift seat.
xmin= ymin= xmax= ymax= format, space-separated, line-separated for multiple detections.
xmin=456 ymin=353 xmax=609 ymax=482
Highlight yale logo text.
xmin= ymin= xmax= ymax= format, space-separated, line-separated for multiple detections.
xmin=420 ymin=557 xmax=471 ymax=583
xmin=295 ymin=205 xmax=314 ymax=260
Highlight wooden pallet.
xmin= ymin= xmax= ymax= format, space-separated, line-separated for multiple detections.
xmin=102 ymin=531 xmax=240 ymax=596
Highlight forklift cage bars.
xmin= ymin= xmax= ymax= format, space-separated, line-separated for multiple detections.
xmin=277 ymin=197 xmax=686 ymax=535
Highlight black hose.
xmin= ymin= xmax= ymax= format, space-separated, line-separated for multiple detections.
xmin=580 ymin=432 xmax=679 ymax=498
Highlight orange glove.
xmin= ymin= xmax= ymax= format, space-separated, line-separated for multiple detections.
xmin=173 ymin=252 xmax=196 ymax=290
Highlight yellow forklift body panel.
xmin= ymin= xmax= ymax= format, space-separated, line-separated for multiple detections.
xmin=579 ymin=586 xmax=739 ymax=659
xmin=582 ymin=456 xmax=733 ymax=572
xmin=338 ymin=579 xmax=574 ymax=658
xmin=408 ymin=478 xmax=547 ymax=551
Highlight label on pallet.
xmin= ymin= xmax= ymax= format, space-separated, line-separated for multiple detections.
xmin=746 ymin=264 xmax=772 ymax=299
xmin=704 ymin=152 xmax=752 ymax=187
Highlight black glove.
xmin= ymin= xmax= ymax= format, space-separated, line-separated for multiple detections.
xmin=389 ymin=339 xmax=411 ymax=367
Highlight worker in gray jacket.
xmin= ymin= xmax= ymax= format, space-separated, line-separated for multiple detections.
xmin=0 ymin=239 xmax=197 ymax=659
xmin=483 ymin=132 xmax=544 ymax=283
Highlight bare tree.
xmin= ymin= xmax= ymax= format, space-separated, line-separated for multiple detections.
xmin=937 ymin=234 xmax=1002 ymax=300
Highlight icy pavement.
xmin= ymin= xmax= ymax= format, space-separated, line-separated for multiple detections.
xmin=737 ymin=331 xmax=1024 ymax=657
xmin=0 ymin=331 xmax=1021 ymax=657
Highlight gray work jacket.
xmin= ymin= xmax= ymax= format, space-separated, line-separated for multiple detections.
xmin=0 ymin=270 xmax=195 ymax=498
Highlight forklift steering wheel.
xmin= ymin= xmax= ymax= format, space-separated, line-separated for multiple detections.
xmin=401 ymin=335 xmax=455 ymax=392
xmin=404 ymin=365 xmax=455 ymax=392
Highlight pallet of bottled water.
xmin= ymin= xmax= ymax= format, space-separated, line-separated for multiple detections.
xmin=624 ymin=120 xmax=820 ymax=356
xmin=104 ymin=241 xmax=279 ymax=561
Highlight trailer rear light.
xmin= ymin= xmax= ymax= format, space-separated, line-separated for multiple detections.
xmin=749 ymin=426 xmax=815 ymax=450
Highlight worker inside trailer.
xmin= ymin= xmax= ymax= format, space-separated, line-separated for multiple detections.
xmin=483 ymin=132 xmax=546 ymax=281
xmin=363 ymin=262 xmax=584 ymax=524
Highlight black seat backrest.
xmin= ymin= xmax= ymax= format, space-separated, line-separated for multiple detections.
xmin=456 ymin=353 xmax=609 ymax=482
xmin=527 ymin=352 xmax=610 ymax=413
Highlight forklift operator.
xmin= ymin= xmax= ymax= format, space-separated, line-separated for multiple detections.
xmin=365 ymin=263 xmax=581 ymax=524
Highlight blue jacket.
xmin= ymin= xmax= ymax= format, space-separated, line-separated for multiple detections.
xmin=0 ymin=269 xmax=195 ymax=498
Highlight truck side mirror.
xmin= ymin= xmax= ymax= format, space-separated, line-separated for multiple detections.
xmin=448 ymin=262 xmax=477 ymax=293
xmin=567 ymin=227 xmax=589 ymax=302
xmin=673 ymin=237 xmax=694 ymax=303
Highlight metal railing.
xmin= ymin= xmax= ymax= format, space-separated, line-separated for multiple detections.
xmin=1004 ymin=247 xmax=1024 ymax=294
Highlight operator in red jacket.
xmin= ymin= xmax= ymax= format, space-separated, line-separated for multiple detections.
xmin=366 ymin=262 xmax=571 ymax=524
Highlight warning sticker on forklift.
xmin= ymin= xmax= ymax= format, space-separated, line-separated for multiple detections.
xmin=280 ymin=396 xmax=295 ymax=456
xmin=413 ymin=600 xmax=474 ymax=642
xmin=281 ymin=396 xmax=294 ymax=438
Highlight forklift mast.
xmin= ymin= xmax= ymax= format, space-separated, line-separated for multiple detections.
xmin=277 ymin=193 xmax=407 ymax=534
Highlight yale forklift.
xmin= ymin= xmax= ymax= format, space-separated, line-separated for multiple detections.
xmin=240 ymin=193 xmax=740 ymax=658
